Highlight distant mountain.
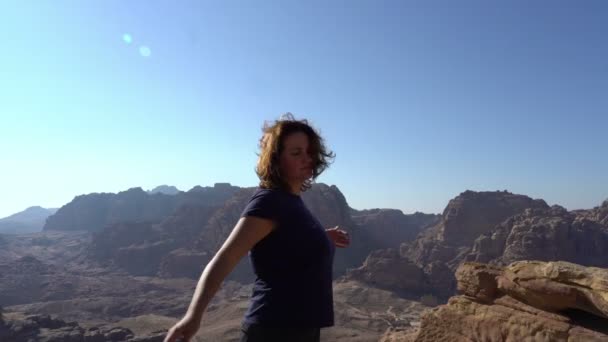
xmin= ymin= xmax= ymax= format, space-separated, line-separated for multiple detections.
xmin=44 ymin=184 xmax=241 ymax=232
xmin=0 ymin=206 xmax=58 ymax=234
xmin=147 ymin=185 xmax=180 ymax=195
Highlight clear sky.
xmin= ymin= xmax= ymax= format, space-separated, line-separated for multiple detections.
xmin=1 ymin=0 xmax=607 ymax=218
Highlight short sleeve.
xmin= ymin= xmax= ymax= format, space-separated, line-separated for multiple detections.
xmin=240 ymin=189 xmax=279 ymax=221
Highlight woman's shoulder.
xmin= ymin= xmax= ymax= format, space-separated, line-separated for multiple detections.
xmin=249 ymin=187 xmax=281 ymax=202
xmin=241 ymin=188 xmax=284 ymax=219
xmin=252 ymin=187 xmax=277 ymax=196
xmin=250 ymin=187 xmax=297 ymax=203
xmin=253 ymin=186 xmax=293 ymax=196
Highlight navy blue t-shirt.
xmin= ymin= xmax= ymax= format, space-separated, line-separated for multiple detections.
xmin=240 ymin=187 xmax=335 ymax=328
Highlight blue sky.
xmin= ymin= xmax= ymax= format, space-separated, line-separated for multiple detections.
xmin=1 ymin=0 xmax=607 ymax=218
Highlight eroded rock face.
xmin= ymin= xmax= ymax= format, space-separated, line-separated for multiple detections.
xmin=454 ymin=262 xmax=502 ymax=303
xmin=386 ymin=261 xmax=608 ymax=342
xmin=404 ymin=190 xmax=548 ymax=268
xmin=414 ymin=296 xmax=608 ymax=342
xmin=467 ymin=205 xmax=608 ymax=267
xmin=439 ymin=191 xmax=548 ymax=246
xmin=497 ymin=261 xmax=608 ymax=318
xmin=575 ymin=199 xmax=608 ymax=226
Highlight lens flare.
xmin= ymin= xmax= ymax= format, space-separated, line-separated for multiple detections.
xmin=139 ymin=46 xmax=151 ymax=57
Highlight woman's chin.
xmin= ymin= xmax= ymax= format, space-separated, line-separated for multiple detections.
xmin=302 ymin=172 xmax=313 ymax=179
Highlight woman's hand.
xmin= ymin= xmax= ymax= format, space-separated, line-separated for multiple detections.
xmin=325 ymin=226 xmax=350 ymax=248
xmin=163 ymin=314 xmax=202 ymax=342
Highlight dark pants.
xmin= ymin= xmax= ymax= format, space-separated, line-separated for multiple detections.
xmin=239 ymin=323 xmax=321 ymax=342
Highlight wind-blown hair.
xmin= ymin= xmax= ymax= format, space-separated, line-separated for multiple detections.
xmin=255 ymin=113 xmax=335 ymax=192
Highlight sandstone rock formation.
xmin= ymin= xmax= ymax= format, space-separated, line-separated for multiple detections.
xmin=385 ymin=261 xmax=608 ymax=342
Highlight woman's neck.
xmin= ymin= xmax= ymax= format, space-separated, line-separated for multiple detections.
xmin=287 ymin=182 xmax=302 ymax=196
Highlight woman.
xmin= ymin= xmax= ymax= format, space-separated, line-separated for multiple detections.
xmin=164 ymin=114 xmax=350 ymax=342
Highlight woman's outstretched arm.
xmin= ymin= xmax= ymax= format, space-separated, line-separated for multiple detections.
xmin=164 ymin=216 xmax=275 ymax=342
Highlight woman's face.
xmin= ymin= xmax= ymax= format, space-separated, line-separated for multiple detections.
xmin=279 ymin=132 xmax=314 ymax=187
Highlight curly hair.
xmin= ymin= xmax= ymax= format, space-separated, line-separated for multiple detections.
xmin=255 ymin=113 xmax=335 ymax=192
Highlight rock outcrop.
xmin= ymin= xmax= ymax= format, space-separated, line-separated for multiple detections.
xmin=385 ymin=261 xmax=608 ymax=342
